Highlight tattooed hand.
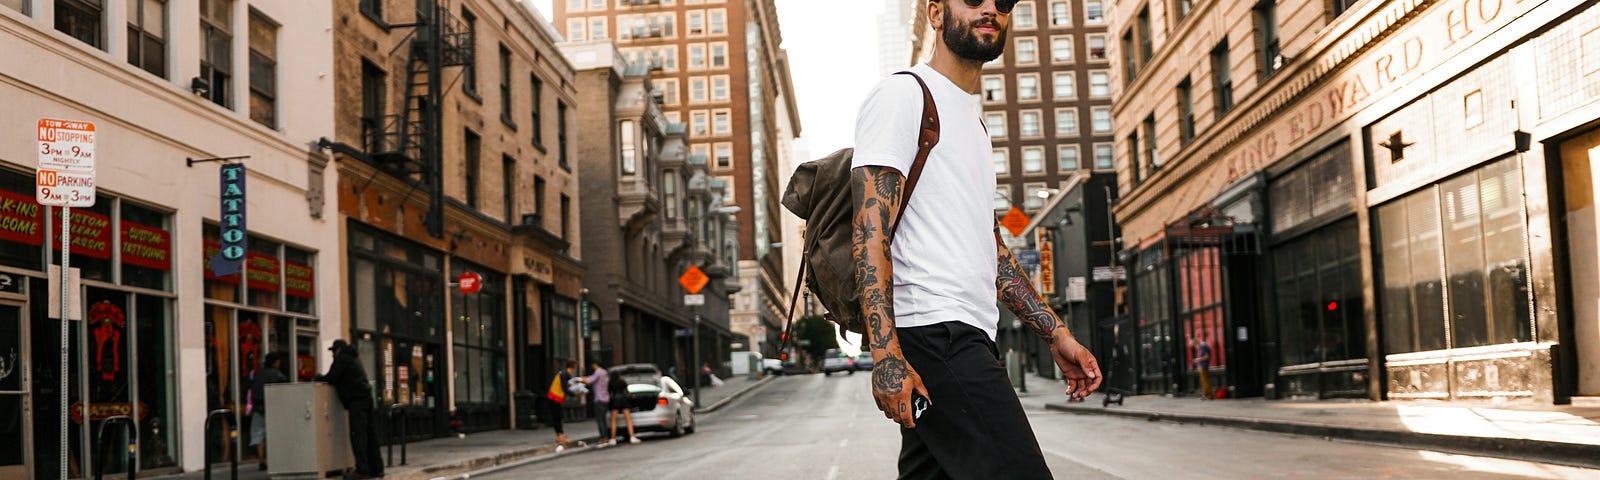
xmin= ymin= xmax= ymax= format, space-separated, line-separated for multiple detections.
xmin=1048 ymin=332 xmax=1102 ymax=399
xmin=871 ymin=355 xmax=931 ymax=428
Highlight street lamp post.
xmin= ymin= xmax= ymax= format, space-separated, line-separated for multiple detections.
xmin=687 ymin=204 xmax=739 ymax=410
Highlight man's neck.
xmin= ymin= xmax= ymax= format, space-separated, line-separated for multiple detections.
xmin=928 ymin=46 xmax=984 ymax=94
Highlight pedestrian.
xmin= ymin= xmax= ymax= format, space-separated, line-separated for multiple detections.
xmin=247 ymin=351 xmax=289 ymax=471
xmin=605 ymin=368 xmax=640 ymax=445
xmin=1192 ymin=335 xmax=1214 ymax=400
xmin=544 ymin=362 xmax=578 ymax=450
xmin=849 ymin=1 xmax=1101 ymax=478
xmin=583 ymin=361 xmax=612 ymax=439
xmin=317 ymin=340 xmax=383 ymax=478
xmin=700 ymin=363 xmax=712 ymax=388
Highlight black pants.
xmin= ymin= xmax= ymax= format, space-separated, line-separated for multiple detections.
xmin=896 ymin=321 xmax=1051 ymax=480
xmin=593 ymin=400 xmax=611 ymax=438
xmin=545 ymin=398 xmax=565 ymax=435
xmin=347 ymin=405 xmax=383 ymax=476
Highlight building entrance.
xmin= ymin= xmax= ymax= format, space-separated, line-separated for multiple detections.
xmin=0 ymin=302 xmax=28 ymax=480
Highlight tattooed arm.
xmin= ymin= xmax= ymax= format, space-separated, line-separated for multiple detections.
xmin=995 ymin=231 xmax=1103 ymax=398
xmin=853 ymin=165 xmax=931 ymax=428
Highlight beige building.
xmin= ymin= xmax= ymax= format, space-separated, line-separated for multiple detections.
xmin=1108 ymin=0 xmax=1600 ymax=405
xmin=0 ymin=0 xmax=339 ymax=476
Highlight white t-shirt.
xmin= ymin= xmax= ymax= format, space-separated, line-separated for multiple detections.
xmin=852 ymin=63 xmax=1000 ymax=340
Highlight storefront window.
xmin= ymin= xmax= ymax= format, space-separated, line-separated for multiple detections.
xmin=1376 ymin=158 xmax=1529 ymax=354
xmin=348 ymin=223 xmax=444 ymax=434
xmin=1273 ymin=220 xmax=1363 ymax=367
xmin=451 ymin=260 xmax=505 ymax=406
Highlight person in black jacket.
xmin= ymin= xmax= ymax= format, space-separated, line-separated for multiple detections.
xmin=318 ymin=340 xmax=383 ymax=478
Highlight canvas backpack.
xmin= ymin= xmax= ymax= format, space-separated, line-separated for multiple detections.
xmin=778 ymin=71 xmax=941 ymax=350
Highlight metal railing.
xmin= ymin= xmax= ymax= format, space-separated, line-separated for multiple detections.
xmin=202 ymin=409 xmax=238 ymax=480
xmin=386 ymin=404 xmax=408 ymax=467
xmin=93 ymin=415 xmax=137 ymax=480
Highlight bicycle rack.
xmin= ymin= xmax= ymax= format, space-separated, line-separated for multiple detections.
xmin=387 ymin=404 xmax=408 ymax=467
xmin=93 ymin=415 xmax=138 ymax=480
xmin=202 ymin=409 xmax=238 ymax=480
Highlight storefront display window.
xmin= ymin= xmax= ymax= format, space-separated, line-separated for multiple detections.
xmin=452 ymin=260 xmax=505 ymax=408
xmin=1273 ymin=220 xmax=1363 ymax=365
xmin=348 ymin=223 xmax=445 ymax=438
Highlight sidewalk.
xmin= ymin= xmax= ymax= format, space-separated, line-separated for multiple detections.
xmin=1026 ymin=374 xmax=1600 ymax=469
xmin=150 ymin=374 xmax=778 ymax=480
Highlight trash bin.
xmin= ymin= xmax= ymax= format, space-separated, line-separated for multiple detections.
xmin=514 ymin=391 xmax=540 ymax=430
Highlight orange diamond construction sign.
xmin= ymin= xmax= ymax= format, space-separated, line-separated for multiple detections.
xmin=678 ymin=265 xmax=709 ymax=295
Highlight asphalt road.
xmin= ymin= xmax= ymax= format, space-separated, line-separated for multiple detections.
xmin=482 ymin=372 xmax=1600 ymax=479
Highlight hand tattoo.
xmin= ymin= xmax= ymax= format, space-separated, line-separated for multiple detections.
xmin=872 ymin=356 xmax=910 ymax=395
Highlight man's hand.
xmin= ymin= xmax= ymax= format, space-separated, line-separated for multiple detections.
xmin=871 ymin=354 xmax=931 ymax=428
xmin=1048 ymin=332 xmax=1102 ymax=399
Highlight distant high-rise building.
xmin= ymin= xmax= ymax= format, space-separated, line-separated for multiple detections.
xmin=877 ymin=0 xmax=917 ymax=78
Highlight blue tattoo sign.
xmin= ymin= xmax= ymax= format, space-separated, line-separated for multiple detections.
xmin=212 ymin=164 xmax=247 ymax=277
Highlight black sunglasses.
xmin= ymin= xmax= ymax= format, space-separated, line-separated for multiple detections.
xmin=962 ymin=0 xmax=1020 ymax=14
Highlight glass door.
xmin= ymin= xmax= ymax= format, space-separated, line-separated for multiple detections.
xmin=1 ymin=302 xmax=30 ymax=480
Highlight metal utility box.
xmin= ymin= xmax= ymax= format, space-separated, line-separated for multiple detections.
xmin=265 ymin=383 xmax=354 ymax=479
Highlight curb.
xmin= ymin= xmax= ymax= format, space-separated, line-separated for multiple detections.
xmin=380 ymin=435 xmax=602 ymax=480
xmin=1044 ymin=402 xmax=1600 ymax=470
xmin=429 ymin=437 xmax=607 ymax=480
xmin=698 ymin=375 xmax=777 ymax=414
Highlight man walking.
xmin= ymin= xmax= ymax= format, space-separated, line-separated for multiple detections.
xmin=585 ymin=361 xmax=611 ymax=439
xmin=851 ymin=1 xmax=1102 ymax=478
xmin=319 ymin=340 xmax=383 ymax=478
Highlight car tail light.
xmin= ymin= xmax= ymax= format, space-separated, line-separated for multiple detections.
xmin=658 ymin=397 xmax=668 ymax=406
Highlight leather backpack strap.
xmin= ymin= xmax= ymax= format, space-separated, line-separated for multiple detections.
xmin=890 ymin=71 xmax=940 ymax=235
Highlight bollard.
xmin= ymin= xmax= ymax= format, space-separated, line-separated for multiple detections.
xmin=93 ymin=415 xmax=138 ymax=480
xmin=386 ymin=404 xmax=409 ymax=467
xmin=202 ymin=409 xmax=238 ymax=480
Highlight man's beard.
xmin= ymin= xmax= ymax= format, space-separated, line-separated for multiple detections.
xmin=943 ymin=9 xmax=1007 ymax=62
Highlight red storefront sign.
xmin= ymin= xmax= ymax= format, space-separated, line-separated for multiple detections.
xmin=203 ymin=241 xmax=240 ymax=284
xmin=285 ymin=260 xmax=314 ymax=299
xmin=120 ymin=220 xmax=171 ymax=270
xmin=0 ymin=188 xmax=44 ymax=246
xmin=246 ymin=252 xmax=280 ymax=292
xmin=50 ymin=208 xmax=112 ymax=260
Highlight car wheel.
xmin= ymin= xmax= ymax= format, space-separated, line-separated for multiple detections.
xmin=685 ymin=412 xmax=696 ymax=434
xmin=670 ymin=412 xmax=685 ymax=438
xmin=847 ymin=369 xmax=854 ymax=375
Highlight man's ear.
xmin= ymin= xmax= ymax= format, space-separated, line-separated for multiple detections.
xmin=928 ymin=0 xmax=944 ymax=31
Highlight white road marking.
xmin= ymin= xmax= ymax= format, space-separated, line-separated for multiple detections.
xmin=826 ymin=465 xmax=841 ymax=480
xmin=839 ymin=439 xmax=849 ymax=448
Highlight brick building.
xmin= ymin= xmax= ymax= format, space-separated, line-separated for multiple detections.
xmin=553 ymin=0 xmax=799 ymax=359
xmin=1108 ymin=0 xmax=1600 ymax=405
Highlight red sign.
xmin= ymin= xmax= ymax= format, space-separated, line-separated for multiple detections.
xmin=69 ymin=401 xmax=148 ymax=424
xmin=285 ymin=260 xmax=314 ymax=299
xmin=678 ymin=266 xmax=709 ymax=295
xmin=246 ymin=252 xmax=280 ymax=292
xmin=50 ymin=208 xmax=112 ymax=260
xmin=119 ymin=220 xmax=171 ymax=271
xmin=203 ymin=241 xmax=240 ymax=284
xmin=0 ymin=189 xmax=44 ymax=246
xmin=458 ymin=271 xmax=483 ymax=294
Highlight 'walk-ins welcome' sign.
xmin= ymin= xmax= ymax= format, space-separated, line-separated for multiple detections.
xmin=213 ymin=164 xmax=247 ymax=276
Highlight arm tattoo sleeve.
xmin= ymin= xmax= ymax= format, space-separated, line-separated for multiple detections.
xmin=996 ymin=236 xmax=1067 ymax=342
xmin=852 ymin=166 xmax=904 ymax=353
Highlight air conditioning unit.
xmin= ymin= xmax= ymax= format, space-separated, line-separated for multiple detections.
xmin=521 ymin=214 xmax=542 ymax=227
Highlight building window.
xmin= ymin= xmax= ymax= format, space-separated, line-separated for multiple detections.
xmin=688 ymin=43 xmax=707 ymax=69
xmin=1255 ymin=0 xmax=1281 ymax=79
xmin=1085 ymin=0 xmax=1105 ymax=24
xmin=1050 ymin=1 xmax=1071 ymax=26
xmin=558 ymin=102 xmax=570 ymax=168
xmin=1022 ymin=147 xmax=1045 ymax=174
xmin=1087 ymin=34 xmax=1107 ymax=61
xmin=1020 ymin=111 xmax=1042 ymax=138
xmin=361 ymin=61 xmax=386 ymax=152
xmin=1333 ymin=0 xmax=1358 ymax=16
xmin=531 ymin=75 xmax=544 ymax=146
xmin=982 ymin=75 xmax=1006 ymax=102
xmin=708 ymin=9 xmax=725 ymax=34
xmin=560 ymin=194 xmax=572 ymax=239
xmin=590 ymin=16 xmax=607 ymax=39
xmin=1058 ymin=145 xmax=1081 ymax=170
xmin=590 ymin=0 xmax=605 ymax=9
xmin=1128 ymin=131 xmax=1143 ymax=185
xmin=1143 ymin=114 xmax=1160 ymax=170
xmin=995 ymin=185 xmax=1014 ymax=211
xmin=661 ymin=46 xmax=678 ymax=70
xmin=1175 ymin=0 xmax=1194 ymax=20
xmin=1014 ymin=1 xmax=1036 ymax=29
xmin=464 ymin=130 xmax=481 ymax=208
xmin=534 ymin=175 xmax=547 ymax=223
xmin=200 ymin=0 xmax=232 ymax=108
xmin=711 ymin=42 xmax=728 ymax=68
xmin=449 ymin=260 xmax=506 ymax=408
xmin=1122 ymin=29 xmax=1139 ymax=80
xmin=993 ymin=148 xmax=1010 ymax=176
xmin=1055 ymin=108 xmax=1078 ymax=136
xmin=1376 ymin=158 xmax=1531 ymax=353
xmin=127 ymin=0 xmax=167 ymax=77
xmin=1178 ymin=78 xmax=1195 ymax=145
xmin=691 ymin=110 xmax=709 ymax=136
xmin=248 ymin=11 xmax=277 ymax=128
xmin=1212 ymin=40 xmax=1234 ymax=117
xmin=687 ymin=10 xmax=704 ymax=35
xmin=1016 ymin=38 xmax=1038 ymax=64
xmin=985 ymin=112 xmax=1007 ymax=139
xmin=1272 ymin=219 xmax=1363 ymax=383
xmin=2 ymin=0 xmax=25 ymax=15
xmin=1053 ymin=72 xmax=1076 ymax=99
xmin=1093 ymin=143 xmax=1114 ymax=169
xmin=567 ymin=18 xmax=585 ymax=41
xmin=1137 ymin=7 xmax=1153 ymax=64
xmin=498 ymin=45 xmax=514 ymax=126
xmin=620 ymin=119 xmax=637 ymax=175
xmin=658 ymin=78 xmax=680 ymax=105
xmin=713 ymin=109 xmax=731 ymax=134
xmin=461 ymin=8 xmax=478 ymax=96
xmin=56 ymin=0 xmax=103 ymax=48
xmin=360 ymin=0 xmax=382 ymax=21
xmin=712 ymin=75 xmax=729 ymax=101
xmin=1091 ymin=107 xmax=1112 ymax=133
xmin=1051 ymin=35 xmax=1073 ymax=64
xmin=664 ymin=171 xmax=680 ymax=218
xmin=715 ymin=143 xmax=733 ymax=169
xmin=1018 ymin=74 xmax=1040 ymax=101
xmin=1024 ymin=182 xmax=1048 ymax=210
xmin=690 ymin=76 xmax=708 ymax=102
xmin=502 ymin=156 xmax=516 ymax=222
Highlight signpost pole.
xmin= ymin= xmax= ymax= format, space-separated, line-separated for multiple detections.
xmin=59 ymin=205 xmax=69 ymax=480
xmin=691 ymin=308 xmax=700 ymax=409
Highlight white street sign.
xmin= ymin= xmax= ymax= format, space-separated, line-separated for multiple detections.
xmin=35 ymin=169 xmax=95 ymax=207
xmin=36 ymin=119 xmax=96 ymax=206
xmin=684 ymin=294 xmax=705 ymax=306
